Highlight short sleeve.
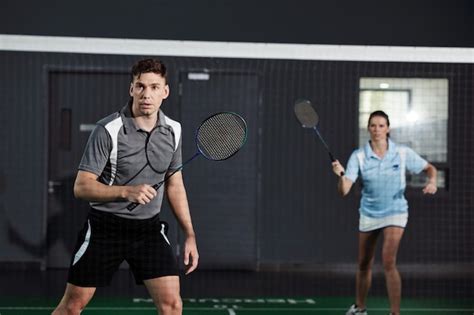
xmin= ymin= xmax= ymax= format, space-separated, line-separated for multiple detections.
xmin=344 ymin=150 xmax=360 ymax=183
xmin=78 ymin=125 xmax=112 ymax=176
xmin=404 ymin=147 xmax=428 ymax=174
xmin=169 ymin=131 xmax=182 ymax=170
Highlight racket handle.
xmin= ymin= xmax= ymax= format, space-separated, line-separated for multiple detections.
xmin=127 ymin=202 xmax=139 ymax=211
xmin=152 ymin=183 xmax=162 ymax=190
xmin=126 ymin=182 xmax=165 ymax=212
xmin=328 ymin=152 xmax=344 ymax=177
xmin=328 ymin=152 xmax=336 ymax=162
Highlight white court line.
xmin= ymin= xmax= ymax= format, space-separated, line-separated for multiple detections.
xmin=225 ymin=311 xmax=473 ymax=314
xmin=0 ymin=306 xmax=472 ymax=312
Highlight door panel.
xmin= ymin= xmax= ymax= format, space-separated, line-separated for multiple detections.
xmin=47 ymin=70 xmax=131 ymax=268
xmin=180 ymin=71 xmax=260 ymax=269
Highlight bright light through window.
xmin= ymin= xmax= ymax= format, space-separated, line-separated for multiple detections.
xmin=359 ymin=78 xmax=448 ymax=188
xmin=406 ymin=110 xmax=419 ymax=123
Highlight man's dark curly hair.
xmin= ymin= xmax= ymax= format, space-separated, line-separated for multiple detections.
xmin=130 ymin=58 xmax=168 ymax=83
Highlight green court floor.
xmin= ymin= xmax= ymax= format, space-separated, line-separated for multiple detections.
xmin=0 ymin=297 xmax=472 ymax=314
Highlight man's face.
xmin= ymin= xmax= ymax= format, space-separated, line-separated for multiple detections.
xmin=130 ymin=72 xmax=169 ymax=117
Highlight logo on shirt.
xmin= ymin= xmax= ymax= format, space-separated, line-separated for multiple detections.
xmin=392 ymin=164 xmax=400 ymax=170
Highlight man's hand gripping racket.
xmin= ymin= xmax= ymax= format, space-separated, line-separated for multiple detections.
xmin=126 ymin=112 xmax=248 ymax=211
xmin=294 ymin=99 xmax=344 ymax=176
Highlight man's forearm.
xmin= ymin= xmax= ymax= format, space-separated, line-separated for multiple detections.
xmin=74 ymin=177 xmax=126 ymax=202
xmin=166 ymin=183 xmax=195 ymax=237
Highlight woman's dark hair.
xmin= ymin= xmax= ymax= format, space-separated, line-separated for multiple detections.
xmin=130 ymin=58 xmax=167 ymax=83
xmin=368 ymin=110 xmax=390 ymax=137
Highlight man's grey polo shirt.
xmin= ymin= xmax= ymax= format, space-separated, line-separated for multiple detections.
xmin=78 ymin=103 xmax=182 ymax=219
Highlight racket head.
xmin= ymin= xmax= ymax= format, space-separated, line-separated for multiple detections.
xmin=294 ymin=99 xmax=319 ymax=128
xmin=195 ymin=112 xmax=248 ymax=161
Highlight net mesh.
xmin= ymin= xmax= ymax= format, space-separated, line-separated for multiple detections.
xmin=0 ymin=49 xmax=472 ymax=312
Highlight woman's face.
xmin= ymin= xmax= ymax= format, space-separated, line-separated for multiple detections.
xmin=368 ymin=116 xmax=390 ymax=141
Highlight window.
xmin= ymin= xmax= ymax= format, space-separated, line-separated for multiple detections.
xmin=359 ymin=78 xmax=448 ymax=188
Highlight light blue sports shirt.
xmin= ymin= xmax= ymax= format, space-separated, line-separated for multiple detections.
xmin=344 ymin=139 xmax=428 ymax=218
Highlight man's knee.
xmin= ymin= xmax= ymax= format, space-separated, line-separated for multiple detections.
xmin=158 ymin=295 xmax=183 ymax=313
xmin=52 ymin=286 xmax=94 ymax=315
xmin=52 ymin=299 xmax=87 ymax=315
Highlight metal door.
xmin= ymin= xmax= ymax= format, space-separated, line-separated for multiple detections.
xmin=179 ymin=70 xmax=260 ymax=269
xmin=46 ymin=69 xmax=131 ymax=267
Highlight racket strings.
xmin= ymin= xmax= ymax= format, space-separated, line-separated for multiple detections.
xmin=197 ymin=113 xmax=247 ymax=160
xmin=294 ymin=100 xmax=319 ymax=128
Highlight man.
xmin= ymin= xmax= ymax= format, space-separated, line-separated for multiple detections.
xmin=52 ymin=58 xmax=199 ymax=315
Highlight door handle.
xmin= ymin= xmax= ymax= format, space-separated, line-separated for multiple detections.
xmin=48 ymin=180 xmax=62 ymax=194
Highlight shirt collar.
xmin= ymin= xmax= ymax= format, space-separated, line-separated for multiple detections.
xmin=364 ymin=138 xmax=397 ymax=159
xmin=120 ymin=100 xmax=166 ymax=133
xmin=386 ymin=138 xmax=397 ymax=158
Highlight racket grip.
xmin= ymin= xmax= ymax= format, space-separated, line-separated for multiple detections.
xmin=127 ymin=182 xmax=164 ymax=212
xmin=328 ymin=152 xmax=336 ymax=162
xmin=127 ymin=202 xmax=139 ymax=211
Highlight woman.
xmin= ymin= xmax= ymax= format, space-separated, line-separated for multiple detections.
xmin=332 ymin=110 xmax=437 ymax=315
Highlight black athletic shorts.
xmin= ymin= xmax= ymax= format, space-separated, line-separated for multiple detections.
xmin=68 ymin=209 xmax=178 ymax=287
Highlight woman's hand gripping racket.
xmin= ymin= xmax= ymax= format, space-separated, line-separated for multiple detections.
xmin=294 ymin=99 xmax=344 ymax=176
xmin=127 ymin=112 xmax=248 ymax=211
